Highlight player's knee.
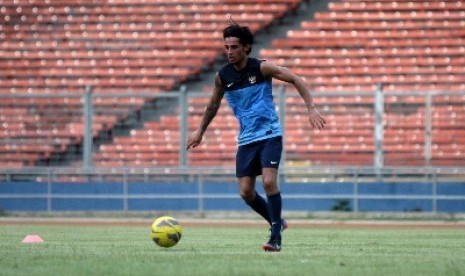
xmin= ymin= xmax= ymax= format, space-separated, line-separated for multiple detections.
xmin=240 ymin=189 xmax=255 ymax=202
xmin=262 ymin=178 xmax=278 ymax=195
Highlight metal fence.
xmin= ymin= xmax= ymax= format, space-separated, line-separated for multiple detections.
xmin=1 ymin=87 xmax=465 ymax=213
xmin=1 ymin=166 xmax=465 ymax=213
xmin=1 ymin=86 xmax=464 ymax=169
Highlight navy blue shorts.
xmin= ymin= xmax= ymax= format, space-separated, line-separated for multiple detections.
xmin=236 ymin=136 xmax=283 ymax=177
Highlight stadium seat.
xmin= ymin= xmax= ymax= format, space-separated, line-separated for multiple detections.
xmin=2 ymin=0 xmax=464 ymax=168
xmin=259 ymin=0 xmax=465 ymax=167
xmin=1 ymin=0 xmax=291 ymax=167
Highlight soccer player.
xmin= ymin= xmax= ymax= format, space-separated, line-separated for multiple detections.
xmin=186 ymin=19 xmax=325 ymax=252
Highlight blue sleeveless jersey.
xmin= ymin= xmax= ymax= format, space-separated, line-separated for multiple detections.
xmin=218 ymin=58 xmax=282 ymax=146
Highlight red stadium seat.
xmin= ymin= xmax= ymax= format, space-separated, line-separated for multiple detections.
xmin=258 ymin=0 xmax=465 ymax=167
xmin=1 ymin=0 xmax=291 ymax=166
xmin=2 ymin=0 xmax=464 ymax=168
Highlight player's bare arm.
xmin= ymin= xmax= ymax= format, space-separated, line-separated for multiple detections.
xmin=186 ymin=73 xmax=225 ymax=150
xmin=260 ymin=62 xmax=326 ymax=130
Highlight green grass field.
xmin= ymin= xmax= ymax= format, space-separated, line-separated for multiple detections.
xmin=1 ymin=222 xmax=465 ymax=276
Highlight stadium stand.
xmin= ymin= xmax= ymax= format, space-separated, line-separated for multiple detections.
xmin=0 ymin=0 xmax=300 ymax=167
xmin=1 ymin=0 xmax=464 ymax=168
xmin=259 ymin=0 xmax=465 ymax=166
xmin=93 ymin=96 xmax=239 ymax=167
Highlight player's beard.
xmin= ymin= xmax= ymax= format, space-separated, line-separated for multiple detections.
xmin=228 ymin=53 xmax=247 ymax=67
xmin=228 ymin=54 xmax=237 ymax=64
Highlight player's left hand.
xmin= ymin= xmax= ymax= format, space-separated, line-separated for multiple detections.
xmin=308 ymin=108 xmax=326 ymax=130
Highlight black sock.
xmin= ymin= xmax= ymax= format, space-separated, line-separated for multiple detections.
xmin=244 ymin=191 xmax=271 ymax=225
xmin=267 ymin=192 xmax=282 ymax=240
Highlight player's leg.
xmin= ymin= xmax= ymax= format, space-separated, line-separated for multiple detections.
xmin=262 ymin=167 xmax=282 ymax=237
xmin=239 ymin=176 xmax=271 ymax=224
xmin=262 ymin=167 xmax=279 ymax=195
xmin=236 ymin=141 xmax=272 ymax=224
xmin=262 ymin=167 xmax=287 ymax=231
xmin=261 ymin=136 xmax=284 ymax=251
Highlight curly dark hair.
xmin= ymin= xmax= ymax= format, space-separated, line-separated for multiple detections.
xmin=223 ymin=19 xmax=254 ymax=55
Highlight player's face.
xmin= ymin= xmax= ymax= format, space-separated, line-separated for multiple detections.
xmin=224 ymin=37 xmax=248 ymax=65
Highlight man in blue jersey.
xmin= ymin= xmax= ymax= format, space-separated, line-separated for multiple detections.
xmin=186 ymin=21 xmax=325 ymax=252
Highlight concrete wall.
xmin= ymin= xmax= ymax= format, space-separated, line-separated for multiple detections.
xmin=1 ymin=181 xmax=464 ymax=213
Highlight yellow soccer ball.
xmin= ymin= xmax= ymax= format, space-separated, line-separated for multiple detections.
xmin=150 ymin=216 xmax=182 ymax=248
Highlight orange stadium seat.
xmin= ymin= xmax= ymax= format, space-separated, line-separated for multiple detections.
xmin=2 ymin=0 xmax=464 ymax=168
xmin=259 ymin=0 xmax=465 ymax=167
xmin=0 ymin=0 xmax=292 ymax=167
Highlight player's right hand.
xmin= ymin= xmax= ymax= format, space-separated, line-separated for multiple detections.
xmin=186 ymin=130 xmax=203 ymax=150
xmin=308 ymin=108 xmax=326 ymax=130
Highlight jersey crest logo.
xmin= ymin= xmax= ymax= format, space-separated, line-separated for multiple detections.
xmin=248 ymin=75 xmax=256 ymax=84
